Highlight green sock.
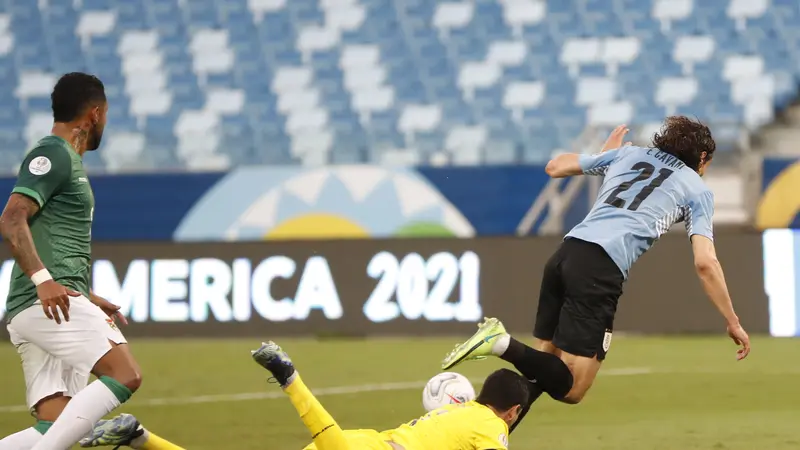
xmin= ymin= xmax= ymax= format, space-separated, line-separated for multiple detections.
xmin=33 ymin=420 xmax=53 ymax=435
xmin=99 ymin=376 xmax=133 ymax=404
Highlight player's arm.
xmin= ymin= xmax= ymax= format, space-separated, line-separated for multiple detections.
xmin=545 ymin=149 xmax=620 ymax=178
xmin=0 ymin=147 xmax=78 ymax=323
xmin=687 ymin=191 xmax=751 ymax=360
xmin=545 ymin=124 xmax=631 ymax=178
xmin=0 ymin=148 xmax=70 ymax=275
xmin=599 ymin=124 xmax=631 ymax=153
xmin=691 ymin=236 xmax=738 ymax=323
xmin=0 ymin=193 xmax=44 ymax=276
xmin=88 ymin=290 xmax=128 ymax=326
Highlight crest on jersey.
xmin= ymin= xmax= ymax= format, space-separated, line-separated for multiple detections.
xmin=602 ymin=330 xmax=613 ymax=352
xmin=28 ymin=156 xmax=51 ymax=176
xmin=499 ymin=433 xmax=508 ymax=447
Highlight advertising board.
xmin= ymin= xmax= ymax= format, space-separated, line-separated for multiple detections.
xmin=0 ymin=235 xmax=768 ymax=337
xmin=0 ymin=165 xmax=597 ymax=240
xmin=762 ymin=229 xmax=800 ymax=336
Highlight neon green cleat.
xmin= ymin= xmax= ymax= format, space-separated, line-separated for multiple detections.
xmin=79 ymin=413 xmax=143 ymax=448
xmin=441 ymin=317 xmax=508 ymax=370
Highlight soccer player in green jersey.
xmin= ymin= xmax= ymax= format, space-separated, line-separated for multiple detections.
xmin=0 ymin=72 xmax=143 ymax=450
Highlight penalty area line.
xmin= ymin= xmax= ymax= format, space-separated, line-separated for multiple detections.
xmin=0 ymin=366 xmax=652 ymax=414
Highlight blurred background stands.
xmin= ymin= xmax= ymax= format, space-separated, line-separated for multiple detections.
xmin=0 ymin=0 xmax=796 ymax=172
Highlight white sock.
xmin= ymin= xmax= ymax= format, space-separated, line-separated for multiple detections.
xmin=30 ymin=380 xmax=122 ymax=450
xmin=491 ymin=333 xmax=511 ymax=356
xmin=0 ymin=427 xmax=43 ymax=450
xmin=129 ymin=429 xmax=151 ymax=449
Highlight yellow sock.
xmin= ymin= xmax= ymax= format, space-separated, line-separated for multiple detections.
xmin=285 ymin=374 xmax=350 ymax=450
xmin=136 ymin=431 xmax=186 ymax=450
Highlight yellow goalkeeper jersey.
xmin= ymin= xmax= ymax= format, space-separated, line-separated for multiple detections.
xmin=382 ymin=401 xmax=509 ymax=450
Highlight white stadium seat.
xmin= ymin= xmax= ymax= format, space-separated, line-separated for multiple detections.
xmin=399 ymin=104 xmax=443 ymax=134
xmin=119 ymin=30 xmax=159 ymax=55
xmin=272 ymin=67 xmax=314 ymax=93
xmin=16 ymin=73 xmax=57 ymax=98
xmin=576 ymin=78 xmax=617 ymax=106
xmin=206 ymin=89 xmax=246 ymax=115
xmin=351 ymin=87 xmax=395 ymax=113
xmin=487 ymin=41 xmax=527 ymax=67
xmin=433 ymin=3 xmax=474 ymax=32
xmin=503 ymin=81 xmax=545 ymax=110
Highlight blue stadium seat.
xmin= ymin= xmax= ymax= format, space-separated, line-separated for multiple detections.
xmin=0 ymin=0 xmax=794 ymax=170
xmin=116 ymin=2 xmax=148 ymax=30
xmin=81 ymin=0 xmax=114 ymax=11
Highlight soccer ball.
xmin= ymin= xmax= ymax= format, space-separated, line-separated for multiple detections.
xmin=422 ymin=372 xmax=476 ymax=412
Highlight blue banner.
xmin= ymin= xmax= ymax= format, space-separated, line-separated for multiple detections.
xmin=758 ymin=157 xmax=800 ymax=229
xmin=0 ymin=165 xmax=598 ymax=241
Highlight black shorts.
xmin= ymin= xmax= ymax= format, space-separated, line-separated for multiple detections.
xmin=533 ymin=237 xmax=624 ymax=361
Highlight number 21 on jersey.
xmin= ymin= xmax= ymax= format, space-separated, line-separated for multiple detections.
xmin=604 ymin=162 xmax=674 ymax=211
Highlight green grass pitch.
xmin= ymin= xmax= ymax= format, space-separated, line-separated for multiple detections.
xmin=1 ymin=335 xmax=799 ymax=449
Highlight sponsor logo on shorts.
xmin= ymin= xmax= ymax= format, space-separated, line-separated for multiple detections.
xmin=602 ymin=330 xmax=613 ymax=352
xmin=106 ymin=318 xmax=119 ymax=331
xmin=28 ymin=156 xmax=51 ymax=176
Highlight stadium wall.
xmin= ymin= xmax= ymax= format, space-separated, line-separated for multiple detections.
xmin=0 ymin=233 xmax=768 ymax=338
xmin=0 ymin=164 xmax=751 ymax=241
xmin=753 ymin=157 xmax=800 ymax=337
xmin=757 ymin=157 xmax=800 ymax=230
xmin=0 ymin=165 xmax=603 ymax=240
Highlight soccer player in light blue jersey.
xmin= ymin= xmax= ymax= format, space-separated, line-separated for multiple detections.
xmin=442 ymin=118 xmax=751 ymax=430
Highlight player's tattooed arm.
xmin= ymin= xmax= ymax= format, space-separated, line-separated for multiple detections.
xmin=0 ymin=193 xmax=45 ymax=276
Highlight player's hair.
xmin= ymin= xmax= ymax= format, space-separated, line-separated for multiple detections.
xmin=51 ymin=72 xmax=106 ymax=123
xmin=475 ymin=368 xmax=530 ymax=411
xmin=651 ymin=115 xmax=716 ymax=172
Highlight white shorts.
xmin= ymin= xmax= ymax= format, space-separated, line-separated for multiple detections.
xmin=6 ymin=295 xmax=127 ymax=411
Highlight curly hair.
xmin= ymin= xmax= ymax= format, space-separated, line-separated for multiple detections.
xmin=651 ymin=116 xmax=715 ymax=172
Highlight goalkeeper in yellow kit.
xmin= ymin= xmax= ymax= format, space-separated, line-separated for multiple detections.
xmin=82 ymin=340 xmax=528 ymax=450
xmin=251 ymin=341 xmax=530 ymax=450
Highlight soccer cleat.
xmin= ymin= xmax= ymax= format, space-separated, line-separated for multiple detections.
xmin=441 ymin=317 xmax=507 ymax=370
xmin=251 ymin=341 xmax=296 ymax=387
xmin=79 ymin=413 xmax=144 ymax=449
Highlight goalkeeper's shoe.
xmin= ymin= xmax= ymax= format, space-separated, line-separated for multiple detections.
xmin=251 ymin=341 xmax=297 ymax=387
xmin=442 ymin=317 xmax=508 ymax=370
xmin=79 ymin=413 xmax=144 ymax=449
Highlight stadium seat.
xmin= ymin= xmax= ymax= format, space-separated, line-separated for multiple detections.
xmin=0 ymin=0 xmax=794 ymax=170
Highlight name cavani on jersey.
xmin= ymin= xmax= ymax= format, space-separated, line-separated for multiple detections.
xmin=646 ymin=148 xmax=686 ymax=170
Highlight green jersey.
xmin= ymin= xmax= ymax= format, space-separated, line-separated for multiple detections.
xmin=5 ymin=136 xmax=94 ymax=322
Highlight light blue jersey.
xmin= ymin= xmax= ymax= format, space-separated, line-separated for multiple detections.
xmin=566 ymin=145 xmax=714 ymax=278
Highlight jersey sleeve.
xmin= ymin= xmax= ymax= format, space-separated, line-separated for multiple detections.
xmin=472 ymin=420 xmax=509 ymax=450
xmin=578 ymin=148 xmax=623 ymax=176
xmin=12 ymin=146 xmax=72 ymax=208
xmin=685 ymin=189 xmax=715 ymax=241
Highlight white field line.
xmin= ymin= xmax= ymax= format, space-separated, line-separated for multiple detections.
xmin=0 ymin=367 xmax=652 ymax=414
